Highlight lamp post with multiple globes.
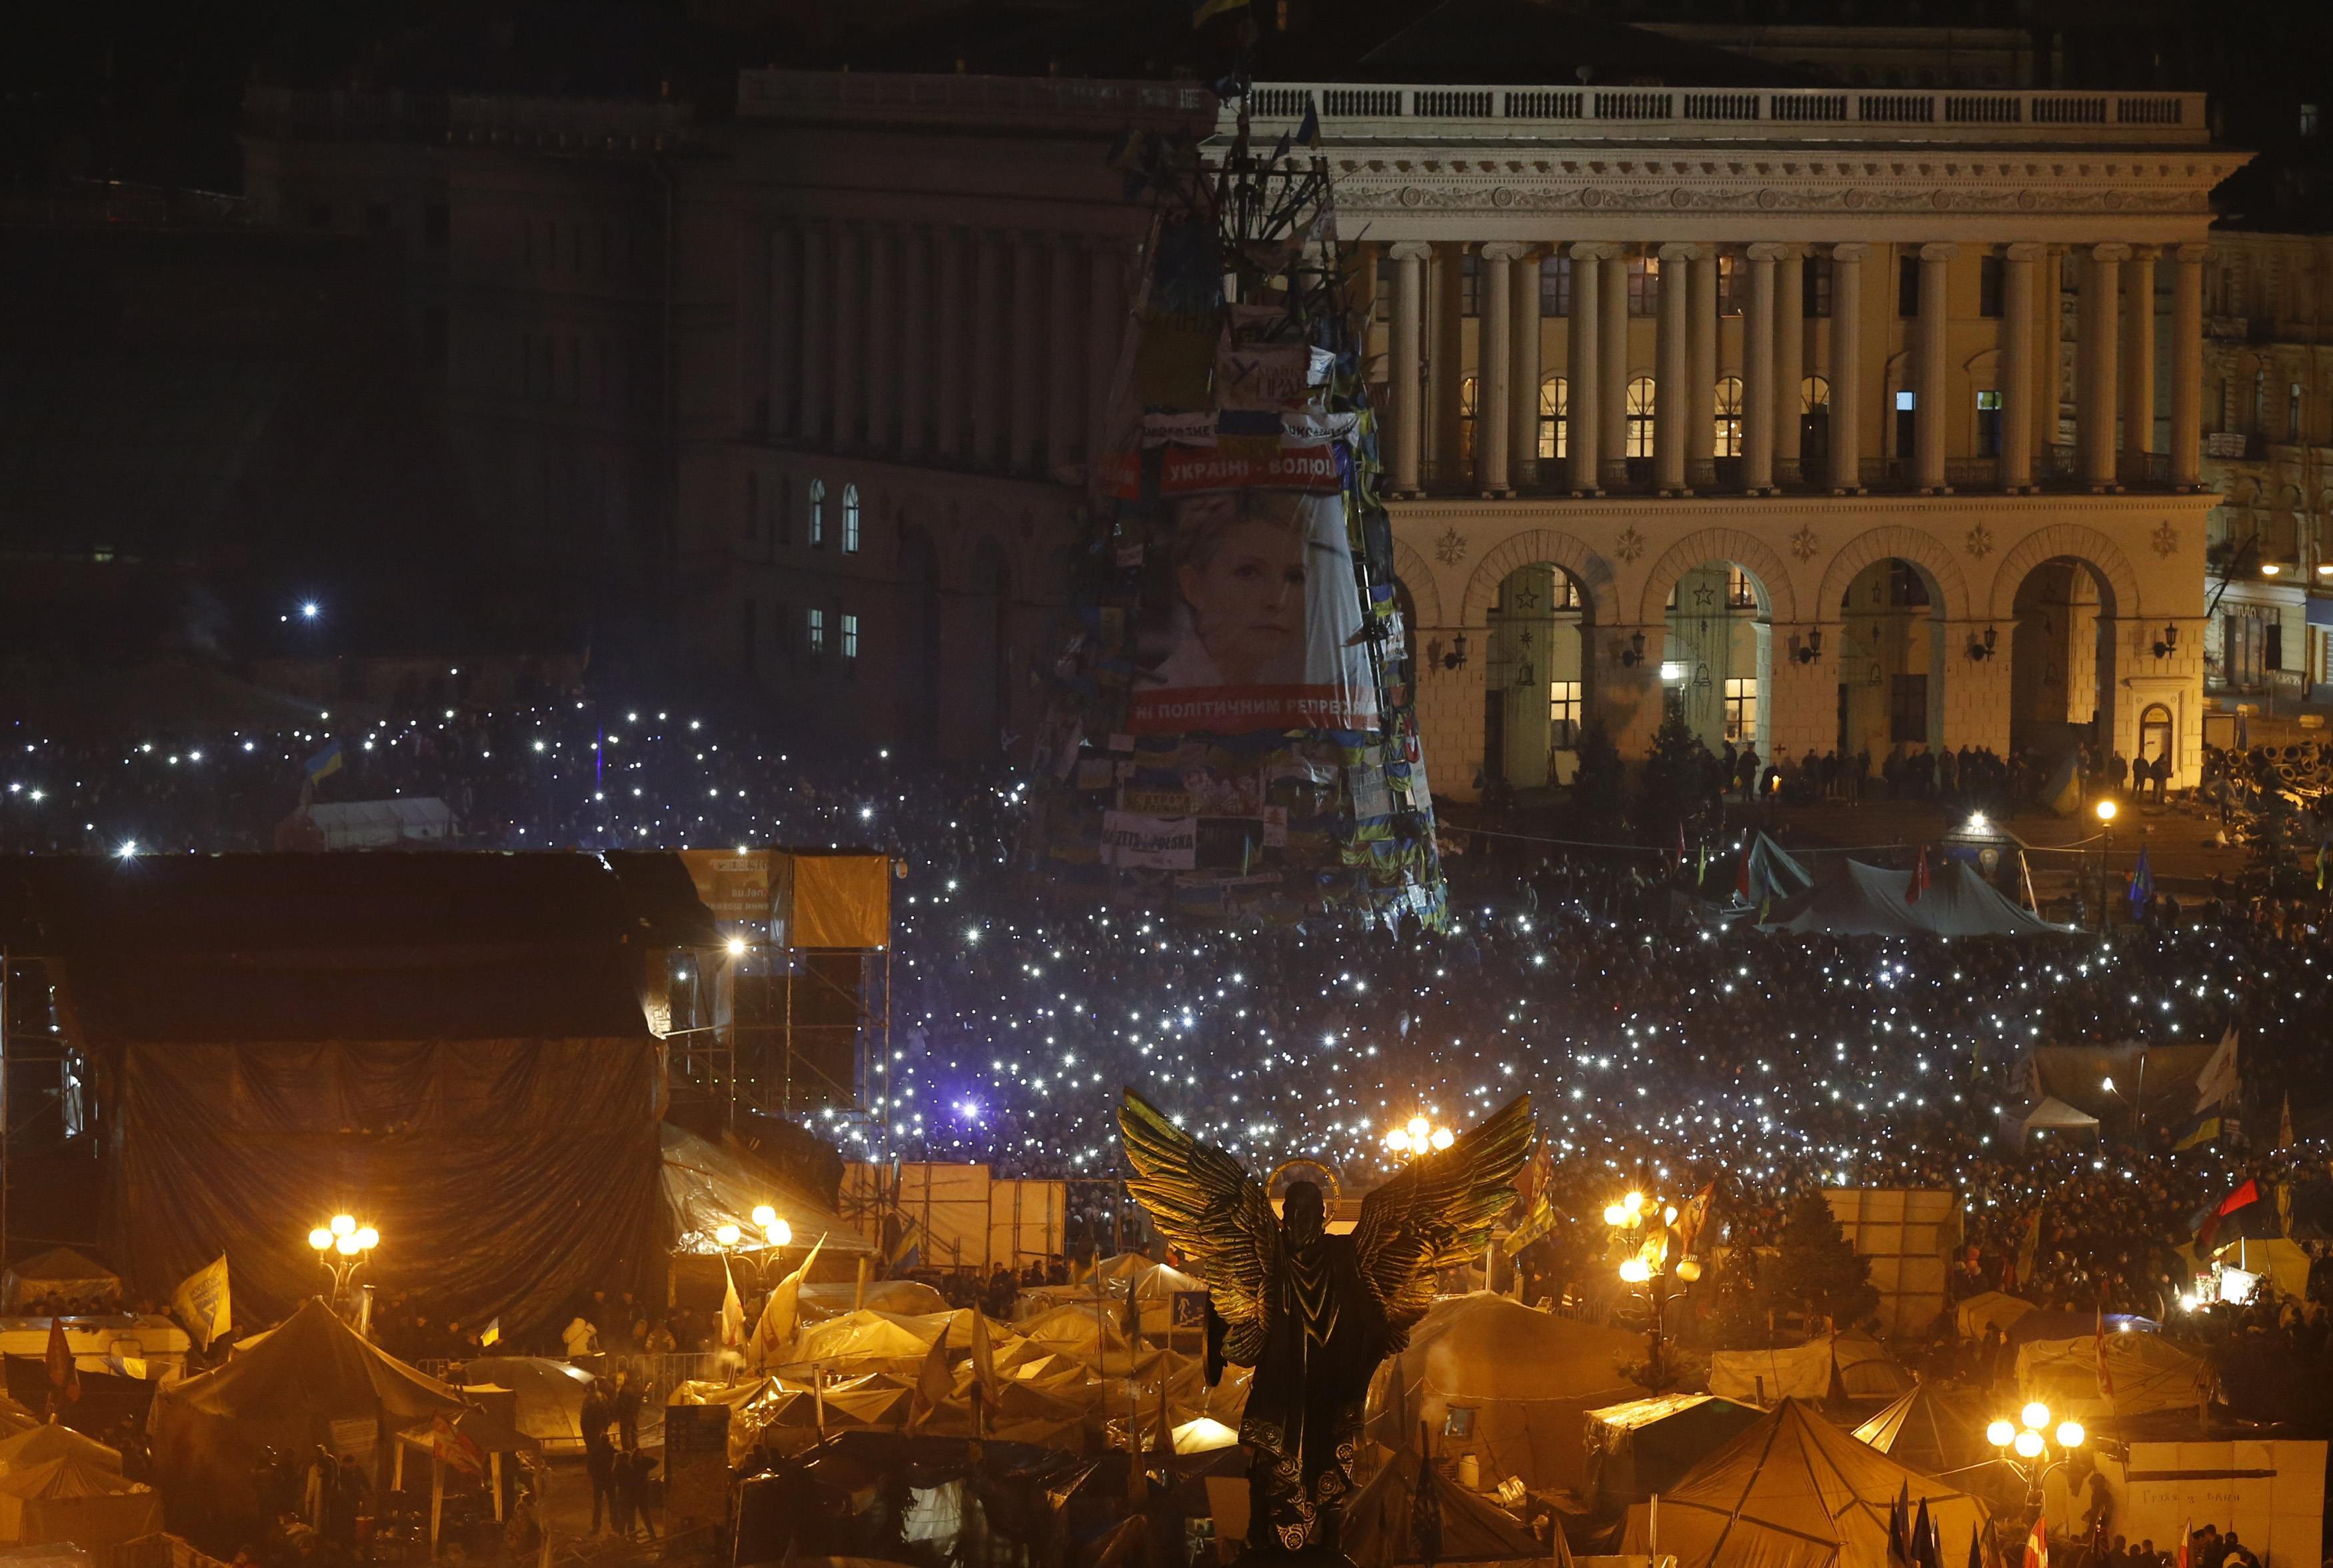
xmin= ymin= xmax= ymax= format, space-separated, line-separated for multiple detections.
xmin=1986 ymin=1399 xmax=2086 ymax=1511
xmin=1381 ymin=1117 xmax=1454 ymax=1158
xmin=306 ymin=1213 xmax=379 ymax=1309
xmin=1604 ymin=1191 xmax=1701 ymax=1390
xmin=715 ymin=1203 xmax=796 ymax=1289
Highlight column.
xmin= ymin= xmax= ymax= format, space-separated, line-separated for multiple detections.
xmin=1389 ymin=243 xmax=1430 ymax=495
xmin=899 ymin=227 xmax=930 ymax=458
xmin=2000 ymin=243 xmax=2041 ymax=490
xmin=799 ymin=222 xmax=830 ymax=448
xmin=1914 ymin=241 xmax=1956 ymax=492
xmin=1476 ymin=243 xmax=1520 ymax=494
xmin=1599 ymin=248 xmax=1629 ymax=490
xmin=1507 ymin=249 xmax=1542 ymax=490
xmin=1654 ymin=243 xmax=1694 ymax=494
xmin=2080 ymin=243 xmax=2128 ymax=488
xmin=865 ymin=226 xmax=897 ymax=452
xmin=1087 ymin=239 xmax=1125 ymax=469
xmin=935 ymin=227 xmax=967 ymax=461
xmin=1047 ymin=237 xmax=1081 ymax=471
xmin=2171 ymin=242 xmax=2206 ymax=488
xmin=971 ymin=230 xmax=1005 ymax=468
xmin=2036 ymin=247 xmax=2064 ymax=468
xmin=1010 ymin=231 xmax=1045 ymax=474
xmin=1687 ymin=248 xmax=1720 ymax=488
xmin=1774 ymin=245 xmax=1805 ymax=484
xmin=1566 ymin=243 xmax=1605 ymax=493
xmin=1743 ymin=243 xmax=1784 ymax=492
xmin=768 ymin=225 xmax=798 ymax=438
xmin=831 ymin=223 xmax=861 ymax=450
xmin=2122 ymin=245 xmax=2157 ymax=483
xmin=1828 ymin=243 xmax=1866 ymax=492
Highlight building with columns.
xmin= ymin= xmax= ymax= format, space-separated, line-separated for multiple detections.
xmin=1316 ymin=85 xmax=2246 ymax=794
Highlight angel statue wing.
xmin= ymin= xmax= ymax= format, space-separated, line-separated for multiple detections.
xmin=1118 ymin=1089 xmax=1280 ymax=1366
xmin=1350 ymin=1094 xmax=1535 ymax=1348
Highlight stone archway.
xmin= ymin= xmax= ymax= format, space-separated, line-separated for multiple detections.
xmin=1460 ymin=528 xmax=1618 ymax=628
xmin=1392 ymin=538 xmax=1446 ymax=629
xmin=1636 ymin=527 xmax=1802 ymax=627
xmin=1985 ymin=522 xmax=2143 ymax=624
xmin=1817 ymin=523 xmax=1970 ymax=626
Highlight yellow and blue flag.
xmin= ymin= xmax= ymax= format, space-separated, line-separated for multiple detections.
xmin=303 ymin=740 xmax=343 ymax=782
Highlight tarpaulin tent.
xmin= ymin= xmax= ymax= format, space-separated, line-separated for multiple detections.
xmin=1017 ymin=1260 xmax=1208 ymax=1337
xmin=1955 ymin=1292 xmax=2036 ymax=1338
xmin=0 ymin=1446 xmax=161 ymax=1568
xmin=2026 ymin=1044 xmax=2218 ymax=1130
xmin=459 ymin=1358 xmax=592 ymax=1455
xmin=800 ymin=1282 xmax=946 ymax=1323
xmin=2011 ymin=1098 xmax=2103 ymax=1149
xmin=1771 ymin=859 xmax=2074 ymax=937
xmin=2016 ymin=1333 xmax=2208 ymax=1419
xmin=1832 ymin=1333 xmax=1914 ymax=1401
xmin=1582 ymin=1395 xmax=1764 ymax=1509
xmin=0 ymin=1254 xmax=119 ymax=1315
xmin=1620 ymin=1399 xmax=1992 ymax=1568
xmin=0 ymin=1428 xmax=122 ymax=1477
xmin=2196 ymin=1237 xmax=2312 ymax=1299
xmin=2004 ymin=1311 xmax=2156 ymax=1348
xmin=1372 ymin=1294 xmax=1646 ymax=1495
xmin=1706 ymin=1341 xmax=1832 ymax=1403
xmin=0 ymin=854 xmax=688 ymax=1333
xmin=1737 ymin=833 xmax=1814 ymax=906
xmin=659 ymin=1123 xmax=873 ymax=1259
xmin=1342 ymin=1444 xmax=1543 ymax=1567
xmin=1852 ymin=1385 xmax=2028 ymax=1509
xmin=150 ymin=1298 xmax=465 ymax=1541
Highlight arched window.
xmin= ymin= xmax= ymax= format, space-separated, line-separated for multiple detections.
xmin=2139 ymin=704 xmax=2174 ymax=774
xmin=843 ymin=484 xmax=863 ymax=553
xmin=1626 ymin=377 xmax=1657 ymax=458
xmin=1460 ymin=375 xmax=1478 ymax=461
xmin=1714 ymin=377 xmax=1744 ymax=456
xmin=1800 ymin=374 xmax=1831 ymax=469
xmin=1538 ymin=376 xmax=1567 ymax=460
xmin=1801 ymin=375 xmax=1830 ymax=412
xmin=808 ymin=478 xmax=827 ymax=548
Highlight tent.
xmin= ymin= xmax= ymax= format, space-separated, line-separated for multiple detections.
xmin=1851 ymin=1385 xmax=2029 ymax=1510
xmin=659 ymin=1123 xmax=873 ymax=1259
xmin=1582 ymin=1394 xmax=1764 ymax=1509
xmin=2200 ymin=1237 xmax=2312 ymax=1300
xmin=799 ymin=1281 xmax=947 ymax=1323
xmin=1954 ymin=1292 xmax=2036 ymax=1338
xmin=2004 ymin=1311 xmax=2156 ymax=1349
xmin=1342 ymin=1444 xmax=1544 ymax=1567
xmin=0 ymin=1429 xmax=121 ymax=1477
xmin=390 ymin=1404 xmax=537 ymax=1549
xmin=1737 ymin=833 xmax=1814 ymax=906
xmin=459 ymin=1357 xmax=593 ymax=1454
xmin=2016 ymin=1333 xmax=2209 ymax=1419
xmin=1772 ymin=859 xmax=2074 ymax=937
xmin=1831 ymin=1333 xmax=1914 ymax=1401
xmin=2011 ymin=1098 xmax=2103 ymax=1150
xmin=1372 ymin=1294 xmax=1646 ymax=1495
xmin=1017 ymin=1261 xmax=1208 ymax=1338
xmin=1707 ymin=1341 xmax=1832 ymax=1403
xmin=1620 ymin=1399 xmax=1992 ymax=1568
xmin=150 ymin=1298 xmax=465 ymax=1537
xmin=0 ymin=1254 xmax=119 ymax=1315
xmin=0 ymin=1449 xmax=161 ymax=1568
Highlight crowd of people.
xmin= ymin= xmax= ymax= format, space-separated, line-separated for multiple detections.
xmin=15 ymin=692 xmax=2333 ymax=1440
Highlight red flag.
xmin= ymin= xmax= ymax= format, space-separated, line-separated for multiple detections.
xmin=1906 ymin=847 xmax=1932 ymax=903
xmin=2197 ymin=1178 xmax=2260 ymax=1251
xmin=42 ymin=1317 xmax=79 ymax=1413
xmin=2174 ymin=1519 xmax=2192 ymax=1568
xmin=431 ymin=1414 xmax=487 ymax=1478
xmin=2022 ymin=1515 xmax=2048 ymax=1568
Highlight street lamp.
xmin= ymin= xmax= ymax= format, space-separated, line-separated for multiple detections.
xmin=716 ymin=1205 xmax=795 ymax=1287
xmin=307 ymin=1213 xmax=379 ymax=1306
xmin=1605 ymin=1191 xmax=1701 ymax=1390
xmin=1382 ymin=1116 xmax=1454 ymax=1158
xmin=2092 ymin=797 xmax=2118 ymax=932
xmin=1988 ymin=1398 xmax=2085 ymax=1506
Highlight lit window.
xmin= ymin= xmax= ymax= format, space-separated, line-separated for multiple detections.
xmin=843 ymin=484 xmax=862 ymax=552
xmin=1724 ymin=678 xmax=1758 ymax=742
xmin=1626 ymin=377 xmax=1657 ymax=458
xmin=807 ymin=607 xmax=826 ymax=654
xmin=1714 ymin=377 xmax=1744 ymax=457
xmin=808 ymin=479 xmax=827 ymax=547
xmin=842 ymin=612 xmax=860 ymax=662
xmin=1539 ymin=377 xmax=1567 ymax=459
xmin=1547 ymin=681 xmax=1583 ymax=749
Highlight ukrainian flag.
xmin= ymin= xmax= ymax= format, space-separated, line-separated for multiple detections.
xmin=303 ymin=740 xmax=344 ymax=782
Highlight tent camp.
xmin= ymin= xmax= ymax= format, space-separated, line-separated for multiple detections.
xmin=2017 ymin=1333 xmax=2209 ymax=1419
xmin=0 ymin=1253 xmax=119 ymax=1315
xmin=460 ymin=1357 xmax=593 ymax=1455
xmin=659 ymin=1123 xmax=872 ymax=1259
xmin=1771 ymin=859 xmax=2073 ymax=937
xmin=1016 ymin=1261 xmax=1208 ymax=1339
xmin=799 ymin=1281 xmax=947 ymax=1323
xmin=1342 ymin=1444 xmax=1543 ymax=1567
xmin=1372 ymin=1294 xmax=1646 ymax=1495
xmin=1620 ymin=1399 xmax=1992 ymax=1568
xmin=1707 ymin=1334 xmax=1912 ymax=1406
xmin=1852 ymin=1385 xmax=2027 ymax=1507
xmin=1582 ymin=1394 xmax=1764 ymax=1509
xmin=150 ymin=1299 xmax=465 ymax=1537
xmin=1954 ymin=1292 xmax=2036 ymax=1338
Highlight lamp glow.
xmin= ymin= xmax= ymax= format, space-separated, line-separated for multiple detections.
xmin=1663 ymin=1205 xmax=1678 ymax=1225
xmin=1407 ymin=1118 xmax=1428 ymax=1142
xmin=1387 ymin=1129 xmax=1412 ymax=1152
xmin=2021 ymin=1402 xmax=2050 ymax=1431
xmin=2094 ymin=798 xmax=2118 ymax=824
xmin=309 ymin=1229 xmax=333 ymax=1251
xmin=2014 ymin=1429 xmax=2044 ymax=1459
xmin=752 ymin=1204 xmax=779 ymax=1230
xmin=1430 ymin=1127 xmax=1454 ymax=1151
xmin=334 ymin=1233 xmax=361 ymax=1256
xmin=2056 ymin=1420 xmax=2085 ymax=1449
xmin=727 ymin=936 xmax=749 ymax=957
xmin=1674 ymin=1257 xmax=1703 ymax=1283
xmin=767 ymin=1218 xmax=793 ymax=1247
xmin=1603 ymin=1204 xmax=1628 ymax=1226
xmin=1618 ymin=1258 xmax=1651 ymax=1283
xmin=1986 ymin=1420 xmax=2016 ymax=1447
xmin=1624 ymin=1191 xmax=1644 ymax=1215
xmin=716 ymin=1223 xmax=743 ymax=1247
xmin=331 ymin=1214 xmax=356 ymax=1237
xmin=354 ymin=1227 xmax=378 ymax=1251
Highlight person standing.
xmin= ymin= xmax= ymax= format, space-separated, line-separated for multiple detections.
xmin=581 ymin=1381 xmax=617 ymax=1533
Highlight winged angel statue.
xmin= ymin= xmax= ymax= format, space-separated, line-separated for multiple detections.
xmin=1119 ymin=1089 xmax=1534 ymax=1563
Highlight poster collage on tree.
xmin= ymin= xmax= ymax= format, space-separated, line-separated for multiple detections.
xmin=1030 ymin=197 xmax=1446 ymax=927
